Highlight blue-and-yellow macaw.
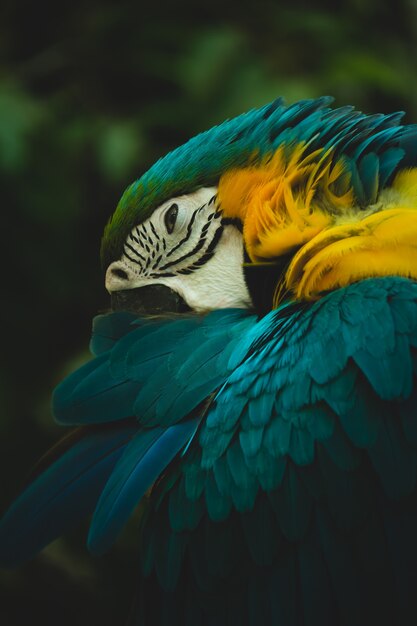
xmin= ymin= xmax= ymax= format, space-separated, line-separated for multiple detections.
xmin=2 ymin=96 xmax=417 ymax=625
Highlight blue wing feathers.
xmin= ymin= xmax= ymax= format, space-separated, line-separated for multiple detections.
xmin=137 ymin=276 xmax=417 ymax=622
xmin=183 ymin=465 xmax=205 ymax=502
xmin=314 ymin=508 xmax=363 ymax=625
xmin=204 ymin=471 xmax=232 ymax=522
xmin=154 ymin=528 xmax=186 ymax=593
xmin=320 ymin=420 xmax=361 ymax=471
xmin=400 ymin=385 xmax=417 ymax=445
xmin=90 ymin=311 xmax=138 ymax=356
xmin=88 ymin=418 xmax=199 ymax=555
xmin=240 ymin=494 xmax=279 ymax=566
xmin=54 ymin=309 xmax=253 ymax=428
xmin=269 ymin=464 xmax=313 ymax=541
xmin=0 ymin=422 xmax=137 ymax=567
xmin=3 ymin=275 xmax=417 ymax=625
xmin=297 ymin=520 xmax=336 ymax=626
xmin=168 ymin=474 xmax=204 ymax=531
xmin=368 ymin=416 xmax=417 ymax=499
xmin=212 ymin=454 xmax=234 ymax=498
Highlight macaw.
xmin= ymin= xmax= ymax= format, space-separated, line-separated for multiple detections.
xmin=2 ymin=96 xmax=417 ymax=626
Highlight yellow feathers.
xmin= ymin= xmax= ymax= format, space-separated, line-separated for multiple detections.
xmin=280 ymin=209 xmax=417 ymax=304
xmin=218 ymin=143 xmax=353 ymax=261
xmin=391 ymin=168 xmax=417 ymax=199
xmin=218 ymin=145 xmax=417 ymax=305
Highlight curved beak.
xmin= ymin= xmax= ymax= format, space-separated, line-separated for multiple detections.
xmin=106 ymin=261 xmax=191 ymax=314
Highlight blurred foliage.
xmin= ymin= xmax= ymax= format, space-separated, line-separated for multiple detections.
xmin=1 ymin=0 xmax=417 ymax=623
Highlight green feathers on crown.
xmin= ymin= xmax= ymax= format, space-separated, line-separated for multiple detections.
xmin=101 ymin=96 xmax=417 ymax=268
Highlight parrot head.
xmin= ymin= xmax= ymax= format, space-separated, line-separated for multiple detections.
xmin=101 ymin=97 xmax=417 ymax=315
xmin=104 ymin=185 xmax=251 ymax=314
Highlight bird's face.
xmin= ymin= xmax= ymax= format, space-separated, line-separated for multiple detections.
xmin=105 ymin=187 xmax=253 ymax=314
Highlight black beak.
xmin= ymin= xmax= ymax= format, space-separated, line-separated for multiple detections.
xmin=111 ymin=285 xmax=191 ymax=315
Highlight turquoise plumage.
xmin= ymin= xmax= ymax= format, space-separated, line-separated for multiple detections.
xmin=2 ymin=97 xmax=417 ymax=625
xmin=136 ymin=278 xmax=417 ymax=625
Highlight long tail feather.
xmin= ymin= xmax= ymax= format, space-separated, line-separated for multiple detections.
xmin=0 ymin=421 xmax=137 ymax=567
xmin=88 ymin=418 xmax=200 ymax=555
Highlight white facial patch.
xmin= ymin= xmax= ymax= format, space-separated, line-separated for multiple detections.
xmin=106 ymin=187 xmax=252 ymax=312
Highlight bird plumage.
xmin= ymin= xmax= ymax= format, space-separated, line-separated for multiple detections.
xmin=2 ymin=97 xmax=417 ymax=625
xmin=101 ymin=96 xmax=417 ymax=267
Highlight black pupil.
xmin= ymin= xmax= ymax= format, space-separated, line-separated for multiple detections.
xmin=165 ymin=203 xmax=178 ymax=234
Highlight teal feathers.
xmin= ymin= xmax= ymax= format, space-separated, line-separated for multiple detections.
xmin=0 ymin=421 xmax=138 ymax=567
xmin=2 ymin=276 xmax=417 ymax=624
xmin=137 ymin=277 xmax=417 ymax=625
xmin=54 ymin=308 xmax=255 ymax=427
xmin=88 ymin=419 xmax=199 ymax=555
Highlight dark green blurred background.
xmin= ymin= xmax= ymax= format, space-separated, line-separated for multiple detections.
xmin=1 ymin=0 xmax=417 ymax=623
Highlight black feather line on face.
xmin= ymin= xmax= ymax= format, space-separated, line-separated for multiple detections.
xmin=166 ymin=207 xmax=199 ymax=258
xmin=159 ymin=237 xmax=207 ymax=271
xmin=124 ymin=242 xmax=146 ymax=262
xmin=189 ymin=225 xmax=224 ymax=268
xmin=135 ymin=228 xmax=146 ymax=249
xmin=151 ymin=254 xmax=163 ymax=270
xmin=124 ymin=249 xmax=143 ymax=269
xmin=150 ymin=221 xmax=161 ymax=241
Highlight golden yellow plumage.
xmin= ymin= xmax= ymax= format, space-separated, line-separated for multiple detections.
xmin=281 ymin=208 xmax=417 ymax=303
xmin=218 ymin=143 xmax=353 ymax=261
xmin=218 ymin=145 xmax=417 ymax=305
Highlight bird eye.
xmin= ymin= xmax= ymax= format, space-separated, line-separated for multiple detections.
xmin=164 ymin=203 xmax=178 ymax=234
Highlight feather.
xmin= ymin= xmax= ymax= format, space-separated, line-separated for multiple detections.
xmin=358 ymin=152 xmax=379 ymax=204
xmin=378 ymin=147 xmax=405 ymax=188
xmin=400 ymin=382 xmax=417 ymax=445
xmin=327 ymin=371 xmax=381 ymax=448
xmin=267 ymin=549 xmax=300 ymax=626
xmin=87 ymin=419 xmax=199 ymax=555
xmin=268 ymin=464 xmax=312 ymax=541
xmin=168 ymin=474 xmax=204 ymax=531
xmin=53 ymin=357 xmax=141 ymax=425
xmin=239 ymin=424 xmax=264 ymax=459
xmin=320 ymin=420 xmax=361 ymax=471
xmin=317 ymin=444 xmax=371 ymax=531
xmin=0 ymin=422 xmax=137 ymax=567
xmin=380 ymin=488 xmax=417 ymax=622
xmin=89 ymin=311 xmax=138 ymax=356
xmin=204 ymin=513 xmax=245 ymax=580
xmin=155 ymin=529 xmax=187 ymax=592
xmin=368 ymin=415 xmax=417 ymax=499
xmin=240 ymin=494 xmax=281 ymax=566
xmin=255 ymin=451 xmax=287 ymax=491
xmin=349 ymin=506 xmax=397 ymax=624
xmin=248 ymin=570 xmax=272 ymax=626
xmin=315 ymin=508 xmax=364 ymax=624
xmin=183 ymin=454 xmax=206 ymax=501
xmin=297 ymin=521 xmax=336 ymax=626
xmin=353 ymin=333 xmax=413 ymax=400
xmin=204 ymin=471 xmax=232 ymax=522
